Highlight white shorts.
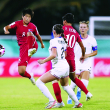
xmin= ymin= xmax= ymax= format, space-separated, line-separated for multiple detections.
xmin=51 ymin=65 xmax=69 ymax=79
xmin=75 ymin=60 xmax=91 ymax=75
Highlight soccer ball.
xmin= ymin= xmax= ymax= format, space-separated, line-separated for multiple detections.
xmin=0 ymin=44 xmax=5 ymax=57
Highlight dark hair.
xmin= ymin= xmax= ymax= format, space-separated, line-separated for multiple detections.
xmin=53 ymin=24 xmax=67 ymax=44
xmin=62 ymin=13 xmax=74 ymax=24
xmin=22 ymin=8 xmax=34 ymax=18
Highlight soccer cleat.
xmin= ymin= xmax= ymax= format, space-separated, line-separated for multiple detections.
xmin=30 ymin=73 xmax=35 ymax=85
xmin=86 ymin=92 xmax=93 ymax=101
xmin=28 ymin=48 xmax=36 ymax=57
xmin=67 ymin=99 xmax=72 ymax=104
xmin=45 ymin=100 xmax=57 ymax=109
xmin=73 ymin=103 xmax=83 ymax=108
xmin=76 ymin=88 xmax=81 ymax=100
xmin=53 ymin=101 xmax=65 ymax=108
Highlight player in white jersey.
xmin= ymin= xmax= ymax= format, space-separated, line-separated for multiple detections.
xmin=36 ymin=24 xmax=83 ymax=109
xmin=67 ymin=21 xmax=97 ymax=103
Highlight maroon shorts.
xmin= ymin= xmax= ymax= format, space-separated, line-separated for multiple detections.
xmin=18 ymin=40 xmax=38 ymax=66
xmin=66 ymin=59 xmax=75 ymax=72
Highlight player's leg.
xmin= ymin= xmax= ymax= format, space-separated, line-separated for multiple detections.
xmin=60 ymin=77 xmax=82 ymax=108
xmin=36 ymin=70 xmax=57 ymax=109
xmin=18 ymin=43 xmax=35 ymax=85
xmin=67 ymin=59 xmax=88 ymax=94
xmin=18 ymin=66 xmax=30 ymax=77
xmin=77 ymin=71 xmax=90 ymax=100
xmin=27 ymin=32 xmax=36 ymax=57
xmin=68 ymin=60 xmax=92 ymax=100
xmin=52 ymin=80 xmax=64 ymax=108
xmin=33 ymin=39 xmax=38 ymax=51
xmin=52 ymin=80 xmax=63 ymax=104
xmin=80 ymin=71 xmax=90 ymax=88
xmin=67 ymin=76 xmax=77 ymax=104
xmin=18 ymin=66 xmax=35 ymax=85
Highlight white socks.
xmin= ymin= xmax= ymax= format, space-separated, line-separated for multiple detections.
xmin=68 ymin=81 xmax=76 ymax=100
xmin=62 ymin=85 xmax=79 ymax=105
xmin=77 ymin=79 xmax=89 ymax=92
xmin=70 ymin=80 xmax=76 ymax=91
xmin=68 ymin=79 xmax=89 ymax=100
xmin=36 ymin=79 xmax=55 ymax=102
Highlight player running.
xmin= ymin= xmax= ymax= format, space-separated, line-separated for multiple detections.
xmin=52 ymin=13 xmax=93 ymax=106
xmin=67 ymin=21 xmax=97 ymax=102
xmin=3 ymin=8 xmax=44 ymax=85
xmin=36 ymin=24 xmax=83 ymax=109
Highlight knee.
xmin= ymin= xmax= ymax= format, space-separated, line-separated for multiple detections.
xmin=18 ymin=68 xmax=25 ymax=76
xmin=69 ymin=72 xmax=75 ymax=80
xmin=61 ymin=85 xmax=69 ymax=91
xmin=36 ymin=78 xmax=44 ymax=87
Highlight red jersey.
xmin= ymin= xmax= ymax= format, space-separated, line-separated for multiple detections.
xmin=9 ymin=20 xmax=39 ymax=46
xmin=63 ymin=25 xmax=81 ymax=60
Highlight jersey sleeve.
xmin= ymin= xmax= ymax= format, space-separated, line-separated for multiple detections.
xmin=92 ymin=37 xmax=97 ymax=51
xmin=33 ymin=24 xmax=39 ymax=36
xmin=50 ymin=39 xmax=57 ymax=49
xmin=9 ymin=21 xmax=17 ymax=29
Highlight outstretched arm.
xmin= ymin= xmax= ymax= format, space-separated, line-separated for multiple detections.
xmin=38 ymin=48 xmax=57 ymax=64
xmin=36 ymin=34 xmax=45 ymax=48
xmin=4 ymin=25 xmax=11 ymax=34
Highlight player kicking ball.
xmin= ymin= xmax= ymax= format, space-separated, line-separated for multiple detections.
xmin=4 ymin=8 xmax=44 ymax=85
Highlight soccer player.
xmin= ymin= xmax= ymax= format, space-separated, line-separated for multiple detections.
xmin=3 ymin=8 xmax=44 ymax=84
xmin=52 ymin=13 xmax=93 ymax=106
xmin=36 ymin=24 xmax=83 ymax=109
xmin=67 ymin=21 xmax=97 ymax=102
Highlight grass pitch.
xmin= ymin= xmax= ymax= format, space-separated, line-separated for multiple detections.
xmin=0 ymin=77 xmax=110 ymax=110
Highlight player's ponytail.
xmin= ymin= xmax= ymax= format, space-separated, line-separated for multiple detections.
xmin=53 ymin=24 xmax=67 ymax=44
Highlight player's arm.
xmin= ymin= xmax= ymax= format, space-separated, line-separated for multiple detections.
xmin=36 ymin=34 xmax=44 ymax=48
xmin=38 ymin=47 xmax=57 ymax=64
xmin=85 ymin=46 xmax=97 ymax=59
xmin=3 ymin=25 xmax=11 ymax=34
xmin=65 ymin=50 xmax=67 ymax=57
xmin=33 ymin=25 xmax=44 ymax=48
xmin=85 ymin=50 xmax=97 ymax=59
xmin=78 ymin=41 xmax=85 ymax=61
xmin=78 ymin=41 xmax=85 ymax=57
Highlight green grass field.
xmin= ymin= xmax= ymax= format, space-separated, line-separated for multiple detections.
xmin=0 ymin=77 xmax=110 ymax=110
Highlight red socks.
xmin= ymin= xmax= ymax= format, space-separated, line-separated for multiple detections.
xmin=52 ymin=82 xmax=62 ymax=103
xmin=27 ymin=36 xmax=33 ymax=49
xmin=74 ymin=77 xmax=88 ymax=94
xmin=22 ymin=71 xmax=31 ymax=79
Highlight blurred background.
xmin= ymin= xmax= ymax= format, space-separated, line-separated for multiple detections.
xmin=0 ymin=0 xmax=110 ymax=77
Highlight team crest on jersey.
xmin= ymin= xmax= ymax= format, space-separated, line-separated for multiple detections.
xmin=28 ymin=29 xmax=33 ymax=32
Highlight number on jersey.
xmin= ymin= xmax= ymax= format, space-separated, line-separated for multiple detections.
xmin=61 ymin=47 xmax=64 ymax=59
xmin=66 ymin=34 xmax=75 ymax=48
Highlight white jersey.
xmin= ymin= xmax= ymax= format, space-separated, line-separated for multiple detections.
xmin=74 ymin=35 xmax=97 ymax=71
xmin=49 ymin=37 xmax=67 ymax=68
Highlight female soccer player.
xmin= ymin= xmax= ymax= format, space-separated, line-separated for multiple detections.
xmin=36 ymin=24 xmax=83 ymax=109
xmin=67 ymin=21 xmax=97 ymax=102
xmin=3 ymin=8 xmax=44 ymax=85
xmin=52 ymin=13 xmax=93 ymax=105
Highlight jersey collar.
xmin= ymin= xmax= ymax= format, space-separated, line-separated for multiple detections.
xmin=80 ymin=35 xmax=88 ymax=39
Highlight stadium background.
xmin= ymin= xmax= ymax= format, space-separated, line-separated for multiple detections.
xmin=0 ymin=0 xmax=110 ymax=77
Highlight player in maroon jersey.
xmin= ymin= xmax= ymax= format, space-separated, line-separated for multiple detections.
xmin=52 ymin=13 xmax=92 ymax=107
xmin=3 ymin=8 xmax=44 ymax=85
